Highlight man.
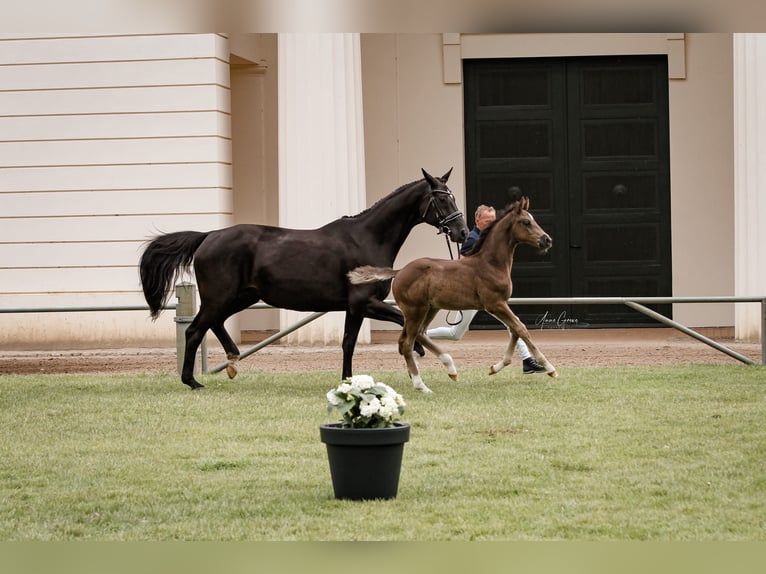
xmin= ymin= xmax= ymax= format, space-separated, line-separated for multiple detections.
xmin=460 ymin=204 xmax=496 ymax=255
xmin=426 ymin=204 xmax=547 ymax=374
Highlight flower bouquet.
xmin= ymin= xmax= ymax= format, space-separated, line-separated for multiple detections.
xmin=326 ymin=374 xmax=406 ymax=429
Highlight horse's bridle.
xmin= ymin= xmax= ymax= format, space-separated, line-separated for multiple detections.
xmin=421 ymin=187 xmax=464 ymax=259
xmin=421 ymin=188 xmax=463 ymax=237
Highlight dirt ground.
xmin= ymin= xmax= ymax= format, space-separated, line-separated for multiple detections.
xmin=0 ymin=328 xmax=762 ymax=376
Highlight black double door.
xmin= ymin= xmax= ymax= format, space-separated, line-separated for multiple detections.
xmin=463 ymin=55 xmax=672 ymax=328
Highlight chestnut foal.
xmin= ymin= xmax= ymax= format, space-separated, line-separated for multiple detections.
xmin=349 ymin=197 xmax=556 ymax=394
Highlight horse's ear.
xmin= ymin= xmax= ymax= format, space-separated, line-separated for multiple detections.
xmin=440 ymin=167 xmax=453 ymax=182
xmin=421 ymin=168 xmax=438 ymax=188
xmin=522 ymin=196 xmax=530 ymax=211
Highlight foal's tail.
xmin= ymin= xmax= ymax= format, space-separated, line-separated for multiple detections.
xmin=139 ymin=230 xmax=209 ymax=319
xmin=347 ymin=265 xmax=398 ymax=285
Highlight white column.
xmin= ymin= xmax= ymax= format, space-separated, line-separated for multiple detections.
xmin=277 ymin=33 xmax=369 ymax=345
xmin=734 ymin=34 xmax=766 ymax=342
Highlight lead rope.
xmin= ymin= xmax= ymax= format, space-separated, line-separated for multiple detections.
xmin=444 ymin=232 xmax=456 ymax=260
xmin=443 ymin=230 xmax=463 ymax=326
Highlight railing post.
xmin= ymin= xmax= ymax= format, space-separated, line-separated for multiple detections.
xmin=174 ymin=283 xmax=197 ymax=376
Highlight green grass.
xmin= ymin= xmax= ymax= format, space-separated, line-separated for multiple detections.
xmin=0 ymin=365 xmax=764 ymax=540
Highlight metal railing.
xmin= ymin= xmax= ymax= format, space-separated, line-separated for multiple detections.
xmin=206 ymin=294 xmax=766 ymax=370
xmin=2 ymin=288 xmax=765 ymax=369
xmin=495 ymin=296 xmax=766 ymax=366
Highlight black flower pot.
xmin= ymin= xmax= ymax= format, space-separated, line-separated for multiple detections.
xmin=319 ymin=422 xmax=410 ymax=500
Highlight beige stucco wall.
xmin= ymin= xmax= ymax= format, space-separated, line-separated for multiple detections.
xmin=361 ymin=34 xmax=467 ymax=332
xmin=667 ymin=34 xmax=734 ymax=327
xmin=361 ymin=33 xmax=736 ymax=330
xmin=362 ymin=34 xmax=467 ymax=265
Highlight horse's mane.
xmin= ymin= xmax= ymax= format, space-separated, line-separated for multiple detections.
xmin=340 ymin=178 xmax=423 ymax=220
xmin=461 ymin=200 xmax=520 ymax=256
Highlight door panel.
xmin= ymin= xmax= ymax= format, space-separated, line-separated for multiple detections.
xmin=464 ymin=56 xmax=671 ymax=328
xmin=465 ymin=59 xmax=570 ymax=327
xmin=567 ymin=56 xmax=672 ymax=324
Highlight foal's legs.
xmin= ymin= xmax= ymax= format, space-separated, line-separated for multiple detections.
xmin=486 ymin=303 xmax=557 ymax=377
xmin=342 ymin=294 xmax=426 ymax=380
xmin=415 ymin=307 xmax=458 ymax=381
xmin=398 ymin=305 xmax=436 ymax=394
xmin=397 ymin=307 xmax=457 ymax=393
xmin=416 ymin=333 xmax=458 ymax=381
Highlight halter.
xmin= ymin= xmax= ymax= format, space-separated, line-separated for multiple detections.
xmin=421 ymin=188 xmax=463 ymax=260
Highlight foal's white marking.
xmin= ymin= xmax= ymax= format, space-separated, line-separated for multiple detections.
xmin=411 ymin=374 xmax=432 ymax=394
xmin=439 ymin=353 xmax=458 ymax=381
xmin=489 ymin=360 xmax=507 ymax=375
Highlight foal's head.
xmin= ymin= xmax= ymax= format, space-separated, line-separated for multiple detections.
xmin=467 ymin=197 xmax=552 ymax=256
xmin=506 ymin=197 xmax=552 ymax=253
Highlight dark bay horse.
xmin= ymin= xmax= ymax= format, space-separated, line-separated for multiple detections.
xmin=348 ymin=197 xmax=556 ymax=394
xmin=140 ymin=169 xmax=468 ymax=389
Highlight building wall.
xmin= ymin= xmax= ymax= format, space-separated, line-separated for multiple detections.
xmin=667 ymin=34 xmax=734 ymax=327
xmin=0 ymin=33 xmax=743 ymax=349
xmin=361 ymin=33 xmax=736 ymax=330
xmin=362 ymin=34 xmax=468 ymax=336
xmin=230 ymin=33 xmax=280 ymax=332
xmin=0 ymin=34 xmax=233 ymax=348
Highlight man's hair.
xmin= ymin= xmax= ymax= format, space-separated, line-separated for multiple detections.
xmin=474 ymin=204 xmax=496 ymax=220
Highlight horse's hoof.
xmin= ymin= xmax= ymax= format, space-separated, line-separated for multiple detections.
xmin=226 ymin=362 xmax=238 ymax=379
xmin=489 ymin=366 xmax=497 ymax=375
xmin=547 ymin=370 xmax=558 ymax=378
xmin=448 ymin=373 xmax=458 ymax=381
xmin=416 ymin=386 xmax=433 ymax=395
xmin=187 ymin=382 xmax=205 ymax=390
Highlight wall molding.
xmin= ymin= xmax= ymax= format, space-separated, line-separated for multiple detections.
xmin=443 ymin=33 xmax=687 ymax=84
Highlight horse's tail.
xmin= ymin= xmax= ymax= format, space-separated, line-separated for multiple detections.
xmin=139 ymin=230 xmax=209 ymax=320
xmin=347 ymin=265 xmax=398 ymax=285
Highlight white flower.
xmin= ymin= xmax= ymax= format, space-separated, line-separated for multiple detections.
xmin=336 ymin=382 xmax=352 ymax=395
xmin=379 ymin=396 xmax=398 ymax=418
xmin=360 ymin=397 xmax=381 ymax=417
xmin=350 ymin=374 xmax=375 ymax=390
xmin=326 ymin=390 xmax=342 ymax=405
